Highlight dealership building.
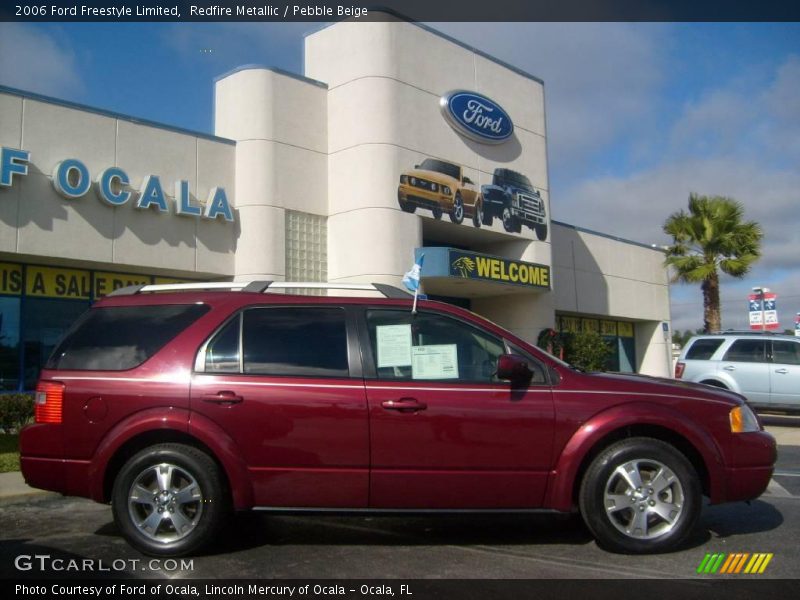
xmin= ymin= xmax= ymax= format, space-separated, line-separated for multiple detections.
xmin=0 ymin=16 xmax=671 ymax=391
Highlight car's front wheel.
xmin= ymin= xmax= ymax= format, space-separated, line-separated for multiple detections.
xmin=450 ymin=193 xmax=465 ymax=224
xmin=579 ymin=437 xmax=701 ymax=554
xmin=112 ymin=443 xmax=229 ymax=556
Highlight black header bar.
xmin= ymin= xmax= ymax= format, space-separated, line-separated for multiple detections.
xmin=2 ymin=0 xmax=800 ymax=22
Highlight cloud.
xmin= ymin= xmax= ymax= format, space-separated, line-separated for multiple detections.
xmin=161 ymin=22 xmax=311 ymax=74
xmin=0 ymin=23 xmax=82 ymax=97
xmin=555 ymin=54 xmax=800 ymax=331
xmin=431 ymin=23 xmax=669 ymax=169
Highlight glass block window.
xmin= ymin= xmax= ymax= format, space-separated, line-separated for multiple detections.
xmin=285 ymin=210 xmax=327 ymax=284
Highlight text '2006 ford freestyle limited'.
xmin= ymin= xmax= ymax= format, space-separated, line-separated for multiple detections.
xmin=20 ymin=282 xmax=776 ymax=556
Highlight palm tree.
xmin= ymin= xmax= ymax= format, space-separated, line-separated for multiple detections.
xmin=663 ymin=194 xmax=763 ymax=333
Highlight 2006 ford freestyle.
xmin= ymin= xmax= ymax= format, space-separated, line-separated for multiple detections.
xmin=20 ymin=281 xmax=776 ymax=556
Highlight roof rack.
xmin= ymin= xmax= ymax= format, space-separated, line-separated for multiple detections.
xmin=710 ymin=330 xmax=784 ymax=336
xmin=107 ymin=280 xmax=413 ymax=300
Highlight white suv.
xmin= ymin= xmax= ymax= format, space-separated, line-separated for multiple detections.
xmin=675 ymin=332 xmax=800 ymax=413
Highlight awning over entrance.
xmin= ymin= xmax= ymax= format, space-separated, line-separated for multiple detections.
xmin=414 ymin=247 xmax=551 ymax=298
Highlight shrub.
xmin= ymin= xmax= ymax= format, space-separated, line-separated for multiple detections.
xmin=0 ymin=393 xmax=34 ymax=433
xmin=563 ymin=331 xmax=612 ymax=372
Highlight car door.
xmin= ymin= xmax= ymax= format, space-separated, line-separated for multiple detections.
xmin=719 ymin=338 xmax=770 ymax=407
xmin=190 ymin=305 xmax=369 ymax=508
xmin=769 ymin=340 xmax=800 ymax=410
xmin=361 ymin=307 xmax=555 ymax=509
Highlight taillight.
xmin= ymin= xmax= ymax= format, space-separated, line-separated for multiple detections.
xmin=35 ymin=381 xmax=64 ymax=424
xmin=674 ymin=361 xmax=685 ymax=379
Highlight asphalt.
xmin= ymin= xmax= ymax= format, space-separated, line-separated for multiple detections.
xmin=1 ymin=419 xmax=798 ymax=506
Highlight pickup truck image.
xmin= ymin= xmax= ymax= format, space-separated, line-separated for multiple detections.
xmin=397 ymin=158 xmax=483 ymax=227
xmin=481 ymin=168 xmax=548 ymax=240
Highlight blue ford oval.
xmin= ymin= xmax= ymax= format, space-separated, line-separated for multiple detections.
xmin=440 ymin=91 xmax=514 ymax=144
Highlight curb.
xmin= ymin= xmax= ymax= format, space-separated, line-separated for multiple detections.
xmin=0 ymin=490 xmax=60 ymax=507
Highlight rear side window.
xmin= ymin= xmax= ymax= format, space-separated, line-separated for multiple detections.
xmin=241 ymin=307 xmax=349 ymax=377
xmin=685 ymin=338 xmax=724 ymax=360
xmin=722 ymin=339 xmax=767 ymax=363
xmin=47 ymin=304 xmax=209 ymax=370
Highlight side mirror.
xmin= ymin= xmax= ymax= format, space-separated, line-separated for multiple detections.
xmin=414 ymin=164 xmax=420 ymax=169
xmin=463 ymin=176 xmax=473 ymax=185
xmin=497 ymin=354 xmax=532 ymax=384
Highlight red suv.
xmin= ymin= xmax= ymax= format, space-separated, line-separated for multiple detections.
xmin=20 ymin=282 xmax=776 ymax=556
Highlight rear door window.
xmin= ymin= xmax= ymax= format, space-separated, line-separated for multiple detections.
xmin=722 ymin=339 xmax=767 ymax=363
xmin=47 ymin=304 xmax=209 ymax=370
xmin=685 ymin=338 xmax=724 ymax=360
xmin=241 ymin=307 xmax=349 ymax=377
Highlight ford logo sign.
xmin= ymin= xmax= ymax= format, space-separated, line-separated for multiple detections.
xmin=440 ymin=90 xmax=514 ymax=144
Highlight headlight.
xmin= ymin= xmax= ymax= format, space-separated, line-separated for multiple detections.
xmin=730 ymin=405 xmax=760 ymax=433
xmin=410 ymin=177 xmax=417 ymax=185
xmin=430 ymin=183 xmax=438 ymax=192
xmin=442 ymin=186 xmax=451 ymax=195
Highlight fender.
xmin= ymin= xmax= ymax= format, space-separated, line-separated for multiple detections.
xmin=544 ymin=402 xmax=726 ymax=512
xmin=88 ymin=407 xmax=254 ymax=509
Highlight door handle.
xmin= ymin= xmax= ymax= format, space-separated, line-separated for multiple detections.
xmin=381 ymin=397 xmax=427 ymax=412
xmin=775 ymin=368 xmax=789 ymax=374
xmin=202 ymin=391 xmax=243 ymax=405
xmin=723 ymin=365 xmax=736 ymax=371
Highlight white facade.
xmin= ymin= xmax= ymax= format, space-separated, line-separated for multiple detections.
xmin=0 ymin=16 xmax=671 ymax=391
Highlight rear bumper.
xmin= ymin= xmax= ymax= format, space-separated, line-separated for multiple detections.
xmin=20 ymin=456 xmax=93 ymax=498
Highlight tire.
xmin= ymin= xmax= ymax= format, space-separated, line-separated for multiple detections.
xmin=431 ymin=206 xmax=443 ymax=220
xmin=449 ymin=193 xmax=465 ymax=224
xmin=701 ymin=380 xmax=727 ymax=389
xmin=579 ymin=437 xmax=701 ymax=554
xmin=112 ymin=443 xmax=229 ymax=556
xmin=483 ymin=211 xmax=494 ymax=227
xmin=534 ymin=222 xmax=548 ymax=241
xmin=502 ymin=206 xmax=521 ymax=233
xmin=472 ymin=200 xmax=483 ymax=228
xmin=398 ymin=195 xmax=416 ymax=213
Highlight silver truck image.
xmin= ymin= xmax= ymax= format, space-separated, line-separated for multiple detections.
xmin=481 ymin=168 xmax=547 ymax=240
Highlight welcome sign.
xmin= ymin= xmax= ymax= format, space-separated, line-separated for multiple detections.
xmin=449 ymin=249 xmax=550 ymax=289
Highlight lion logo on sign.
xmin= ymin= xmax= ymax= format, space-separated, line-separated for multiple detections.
xmin=452 ymin=256 xmax=476 ymax=278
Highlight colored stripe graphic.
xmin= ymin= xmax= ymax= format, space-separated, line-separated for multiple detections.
xmin=698 ymin=552 xmax=773 ymax=574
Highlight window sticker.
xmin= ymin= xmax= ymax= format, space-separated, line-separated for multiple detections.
xmin=376 ymin=324 xmax=413 ymax=367
xmin=411 ymin=344 xmax=458 ymax=379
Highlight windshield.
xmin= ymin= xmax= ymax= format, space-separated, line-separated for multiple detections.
xmin=419 ymin=158 xmax=460 ymax=180
xmin=502 ymin=170 xmax=534 ymax=191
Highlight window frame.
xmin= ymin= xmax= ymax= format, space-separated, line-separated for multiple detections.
xmin=194 ymin=304 xmax=362 ymax=379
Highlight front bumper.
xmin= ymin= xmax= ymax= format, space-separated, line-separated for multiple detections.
xmin=718 ymin=430 xmax=776 ymax=503
xmin=398 ymin=185 xmax=451 ymax=211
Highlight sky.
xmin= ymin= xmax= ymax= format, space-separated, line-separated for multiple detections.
xmin=0 ymin=20 xmax=798 ymax=333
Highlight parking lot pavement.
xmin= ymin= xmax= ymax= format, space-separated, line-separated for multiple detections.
xmin=1 ymin=482 xmax=797 ymax=581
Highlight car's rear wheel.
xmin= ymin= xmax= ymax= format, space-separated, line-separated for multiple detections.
xmin=579 ymin=437 xmax=701 ymax=554
xmin=534 ymin=222 xmax=548 ymax=241
xmin=701 ymin=380 xmax=727 ymax=389
xmin=112 ymin=443 xmax=229 ymax=556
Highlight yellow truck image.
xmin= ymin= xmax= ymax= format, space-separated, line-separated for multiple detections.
xmin=397 ymin=158 xmax=483 ymax=227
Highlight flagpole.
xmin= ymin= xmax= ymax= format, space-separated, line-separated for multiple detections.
xmin=412 ymin=287 xmax=419 ymax=315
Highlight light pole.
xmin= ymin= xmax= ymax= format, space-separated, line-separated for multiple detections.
xmin=752 ymin=286 xmax=769 ymax=332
